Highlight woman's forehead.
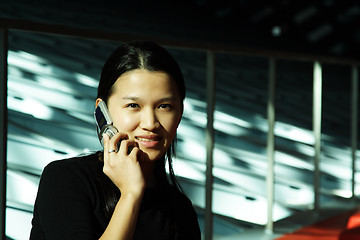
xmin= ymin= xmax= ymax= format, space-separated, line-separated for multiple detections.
xmin=111 ymin=70 xmax=180 ymax=98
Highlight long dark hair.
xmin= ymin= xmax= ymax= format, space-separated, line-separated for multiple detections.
xmin=96 ymin=40 xmax=185 ymax=220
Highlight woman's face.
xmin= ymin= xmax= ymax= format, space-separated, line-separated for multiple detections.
xmin=103 ymin=69 xmax=182 ymax=162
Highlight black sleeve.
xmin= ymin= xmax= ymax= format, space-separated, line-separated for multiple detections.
xmin=30 ymin=160 xmax=101 ymax=240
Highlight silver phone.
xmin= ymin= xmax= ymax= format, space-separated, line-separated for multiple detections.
xmin=94 ymin=101 xmax=118 ymax=148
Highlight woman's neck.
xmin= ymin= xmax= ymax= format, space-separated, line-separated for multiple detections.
xmin=141 ymin=161 xmax=158 ymax=188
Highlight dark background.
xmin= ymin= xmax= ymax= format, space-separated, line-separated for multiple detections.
xmin=1 ymin=0 xmax=359 ymax=60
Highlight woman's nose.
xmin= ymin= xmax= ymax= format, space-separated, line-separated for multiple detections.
xmin=140 ymin=109 xmax=160 ymax=130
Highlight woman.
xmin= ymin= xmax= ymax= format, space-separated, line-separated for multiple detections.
xmin=30 ymin=40 xmax=201 ymax=239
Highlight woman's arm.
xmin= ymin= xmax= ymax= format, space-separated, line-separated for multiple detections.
xmin=99 ymin=133 xmax=146 ymax=240
xmin=99 ymin=192 xmax=143 ymax=240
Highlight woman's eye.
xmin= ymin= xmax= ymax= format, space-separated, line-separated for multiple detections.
xmin=126 ymin=103 xmax=140 ymax=108
xmin=159 ymin=104 xmax=172 ymax=110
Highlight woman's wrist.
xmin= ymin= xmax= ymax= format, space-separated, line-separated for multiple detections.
xmin=120 ymin=188 xmax=145 ymax=202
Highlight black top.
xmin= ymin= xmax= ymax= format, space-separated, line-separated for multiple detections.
xmin=30 ymin=152 xmax=201 ymax=240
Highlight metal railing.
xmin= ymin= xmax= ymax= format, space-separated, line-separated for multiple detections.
xmin=0 ymin=27 xmax=8 ymax=240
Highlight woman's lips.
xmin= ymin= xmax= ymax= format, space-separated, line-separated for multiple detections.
xmin=135 ymin=135 xmax=161 ymax=148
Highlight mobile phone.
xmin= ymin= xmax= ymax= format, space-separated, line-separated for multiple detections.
xmin=94 ymin=101 xmax=118 ymax=148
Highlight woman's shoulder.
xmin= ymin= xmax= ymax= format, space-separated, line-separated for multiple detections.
xmin=45 ymin=151 xmax=100 ymax=169
xmin=37 ymin=151 xmax=105 ymax=198
xmin=41 ymin=151 xmax=103 ymax=180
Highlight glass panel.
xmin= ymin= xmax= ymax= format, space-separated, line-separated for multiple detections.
xmin=275 ymin=60 xmax=315 ymax=212
xmin=322 ymin=64 xmax=352 ymax=198
xmin=213 ymin=52 xmax=271 ymax=235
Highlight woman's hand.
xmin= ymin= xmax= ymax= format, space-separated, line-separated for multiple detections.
xmin=102 ymin=132 xmax=145 ymax=197
xmin=99 ymin=133 xmax=145 ymax=240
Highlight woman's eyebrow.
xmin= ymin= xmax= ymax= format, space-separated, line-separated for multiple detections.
xmin=160 ymin=96 xmax=177 ymax=102
xmin=122 ymin=96 xmax=140 ymax=101
xmin=121 ymin=96 xmax=177 ymax=101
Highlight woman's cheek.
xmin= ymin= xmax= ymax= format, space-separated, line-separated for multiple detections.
xmin=164 ymin=117 xmax=180 ymax=140
xmin=114 ymin=115 xmax=138 ymax=132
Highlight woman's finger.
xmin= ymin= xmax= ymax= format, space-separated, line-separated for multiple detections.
xmin=108 ymin=132 xmax=127 ymax=152
xmin=102 ymin=133 xmax=111 ymax=166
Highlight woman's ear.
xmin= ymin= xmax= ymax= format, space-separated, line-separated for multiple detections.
xmin=95 ymin=98 xmax=103 ymax=108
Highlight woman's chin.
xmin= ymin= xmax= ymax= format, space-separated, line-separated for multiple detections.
xmin=140 ymin=149 xmax=166 ymax=162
